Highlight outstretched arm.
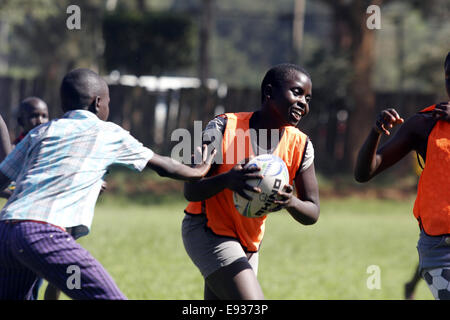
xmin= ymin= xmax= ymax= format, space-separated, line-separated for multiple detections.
xmin=147 ymin=145 xmax=216 ymax=182
xmin=184 ymin=163 xmax=264 ymax=202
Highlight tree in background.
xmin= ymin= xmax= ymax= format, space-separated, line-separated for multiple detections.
xmin=102 ymin=10 xmax=196 ymax=76
xmin=315 ymin=0 xmax=449 ymax=172
xmin=0 ymin=0 xmax=105 ymax=79
xmin=0 ymin=0 xmax=448 ymax=173
xmin=0 ymin=0 xmax=106 ymax=121
xmin=373 ymin=1 xmax=450 ymax=97
xmin=313 ymin=0 xmax=383 ymax=172
xmin=0 ymin=0 xmax=59 ymax=76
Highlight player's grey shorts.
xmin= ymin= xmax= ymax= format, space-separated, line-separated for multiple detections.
xmin=182 ymin=214 xmax=259 ymax=279
xmin=417 ymin=230 xmax=450 ymax=275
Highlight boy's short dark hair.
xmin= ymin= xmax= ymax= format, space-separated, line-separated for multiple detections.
xmin=60 ymin=68 xmax=105 ymax=113
xmin=19 ymin=97 xmax=46 ymax=112
xmin=17 ymin=97 xmax=47 ymax=126
xmin=261 ymin=63 xmax=311 ymax=103
xmin=445 ymin=52 xmax=450 ymax=67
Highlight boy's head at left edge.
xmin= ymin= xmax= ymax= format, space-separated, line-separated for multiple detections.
xmin=17 ymin=97 xmax=49 ymax=134
xmin=60 ymin=68 xmax=110 ymax=121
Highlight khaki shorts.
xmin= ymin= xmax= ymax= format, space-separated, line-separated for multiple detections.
xmin=181 ymin=214 xmax=259 ymax=279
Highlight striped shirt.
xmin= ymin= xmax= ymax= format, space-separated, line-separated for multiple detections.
xmin=0 ymin=110 xmax=153 ymax=238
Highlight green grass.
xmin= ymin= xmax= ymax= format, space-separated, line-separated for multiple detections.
xmin=31 ymin=195 xmax=433 ymax=300
xmin=260 ymin=197 xmax=432 ymax=300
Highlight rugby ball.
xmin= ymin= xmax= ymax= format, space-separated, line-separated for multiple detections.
xmin=233 ymin=154 xmax=290 ymax=218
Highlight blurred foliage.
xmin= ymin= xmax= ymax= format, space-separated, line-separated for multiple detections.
xmin=170 ymin=0 xmax=449 ymax=97
xmin=0 ymin=0 xmax=59 ymax=24
xmin=103 ymin=11 xmax=196 ymax=76
xmin=0 ymin=0 xmax=448 ymax=92
xmin=0 ymin=0 xmax=58 ymax=75
xmin=0 ymin=0 xmax=448 ymax=175
xmin=373 ymin=1 xmax=450 ymax=97
xmin=0 ymin=0 xmax=106 ymax=79
xmin=171 ymin=0 xmax=300 ymax=86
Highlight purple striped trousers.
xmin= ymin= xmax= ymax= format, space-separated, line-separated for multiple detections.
xmin=0 ymin=220 xmax=126 ymax=300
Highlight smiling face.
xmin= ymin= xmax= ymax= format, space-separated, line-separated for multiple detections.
xmin=267 ymin=70 xmax=312 ymax=127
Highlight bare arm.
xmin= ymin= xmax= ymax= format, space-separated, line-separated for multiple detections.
xmin=147 ymin=145 xmax=216 ymax=182
xmin=184 ymin=163 xmax=264 ymax=202
xmin=274 ymin=163 xmax=320 ymax=225
xmin=183 ymin=170 xmax=229 ymax=202
xmin=354 ymin=109 xmax=429 ymax=182
xmin=354 ymin=126 xmax=384 ymax=182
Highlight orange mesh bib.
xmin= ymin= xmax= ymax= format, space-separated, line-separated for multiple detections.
xmin=185 ymin=112 xmax=308 ymax=251
xmin=413 ymin=105 xmax=450 ymax=235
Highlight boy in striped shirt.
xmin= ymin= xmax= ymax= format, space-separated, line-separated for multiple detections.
xmin=0 ymin=68 xmax=214 ymax=299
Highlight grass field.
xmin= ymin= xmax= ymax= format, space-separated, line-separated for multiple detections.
xmin=30 ymin=194 xmax=433 ymax=300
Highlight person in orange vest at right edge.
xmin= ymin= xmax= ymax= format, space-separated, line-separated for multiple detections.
xmin=355 ymin=52 xmax=450 ymax=300
xmin=182 ymin=63 xmax=320 ymax=299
